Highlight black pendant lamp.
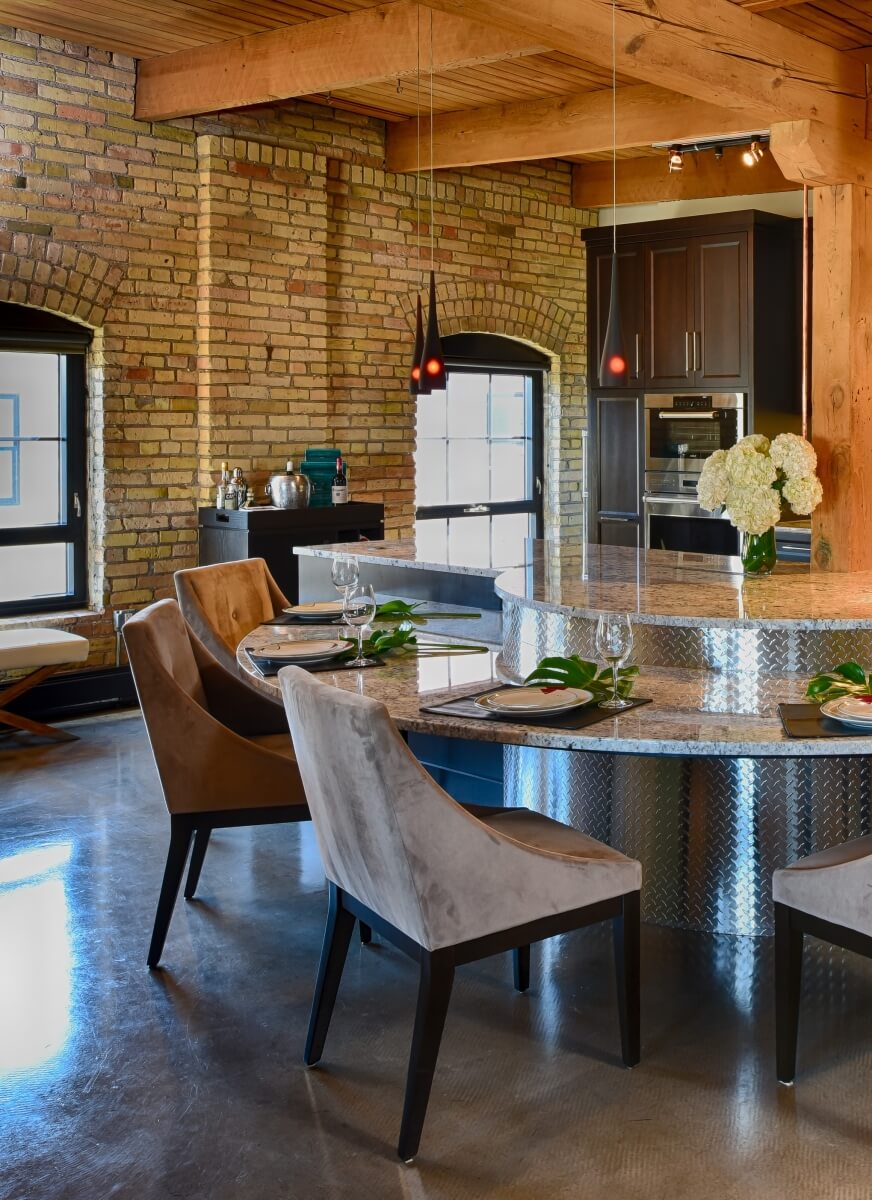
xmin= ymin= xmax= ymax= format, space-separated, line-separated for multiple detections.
xmin=598 ymin=0 xmax=629 ymax=389
xmin=420 ymin=269 xmax=446 ymax=390
xmin=408 ymin=293 xmax=425 ymax=395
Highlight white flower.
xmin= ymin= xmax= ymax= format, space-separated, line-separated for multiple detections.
xmin=736 ymin=433 xmax=771 ymax=454
xmin=770 ymin=432 xmax=817 ymax=479
xmin=724 ymin=483 xmax=782 ymax=535
xmin=697 ymin=449 xmax=728 ymax=510
xmin=783 ymin=473 xmax=823 ymax=515
xmin=724 ymin=442 xmax=777 ymax=490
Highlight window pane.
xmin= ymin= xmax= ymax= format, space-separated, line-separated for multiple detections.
xmin=491 ymin=512 xmax=532 ymax=568
xmin=447 ymin=440 xmax=488 ymax=505
xmin=0 ymin=440 xmax=62 ymax=528
xmin=447 ymin=374 xmax=488 ymax=438
xmin=490 ymin=440 xmax=528 ymax=502
xmin=416 ymin=392 xmax=446 ymax=440
xmin=415 ymin=440 xmax=447 ymax=507
xmin=0 ymin=543 xmax=71 ymax=604
xmin=0 ymin=353 xmax=61 ymax=438
xmin=490 ymin=376 xmax=527 ymax=438
xmin=414 ymin=517 xmax=447 ymax=562
xmin=447 ymin=515 xmax=490 ymax=567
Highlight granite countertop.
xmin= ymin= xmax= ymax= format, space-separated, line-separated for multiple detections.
xmin=237 ymin=625 xmax=872 ymax=759
xmin=294 ymin=539 xmax=508 ymax=578
xmin=496 ymin=542 xmax=872 ymax=631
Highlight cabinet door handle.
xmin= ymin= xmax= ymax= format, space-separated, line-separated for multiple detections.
xmin=600 ymin=515 xmax=633 ymax=523
xmin=685 ymin=331 xmax=691 ymax=375
xmin=694 ymin=330 xmax=701 ymax=372
xmin=635 ymin=332 xmax=641 ymax=378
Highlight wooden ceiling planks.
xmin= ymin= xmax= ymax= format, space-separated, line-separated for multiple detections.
xmin=758 ymin=0 xmax=872 ymax=50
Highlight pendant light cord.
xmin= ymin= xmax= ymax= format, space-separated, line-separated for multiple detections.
xmin=612 ymin=0 xmax=617 ymax=252
xmin=416 ymin=5 xmax=421 ymax=283
xmin=429 ymin=8 xmax=435 ymax=272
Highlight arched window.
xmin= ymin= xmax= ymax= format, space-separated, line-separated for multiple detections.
xmin=0 ymin=303 xmax=91 ymax=616
xmin=414 ymin=333 xmax=547 ymax=568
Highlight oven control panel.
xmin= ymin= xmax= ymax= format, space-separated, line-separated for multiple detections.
xmin=671 ymin=396 xmax=714 ymax=411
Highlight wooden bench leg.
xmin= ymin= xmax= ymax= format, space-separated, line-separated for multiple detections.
xmin=0 ymin=665 xmax=78 ymax=743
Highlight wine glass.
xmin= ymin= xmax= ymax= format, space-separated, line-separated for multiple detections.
xmin=331 ymin=555 xmax=359 ymax=602
xmin=343 ymin=584 xmax=378 ymax=667
xmin=595 ymin=613 xmax=634 ymax=710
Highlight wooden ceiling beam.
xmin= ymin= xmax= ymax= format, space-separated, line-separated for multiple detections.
xmin=134 ymin=1 xmax=548 ymax=122
xmin=417 ymin=0 xmax=866 ymax=135
xmin=770 ymin=119 xmax=872 ymax=187
xmin=572 ymin=144 xmax=793 ymax=208
xmin=386 ymin=83 xmax=761 ymax=172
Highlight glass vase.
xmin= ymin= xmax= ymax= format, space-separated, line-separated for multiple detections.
xmin=741 ymin=526 xmax=777 ymax=576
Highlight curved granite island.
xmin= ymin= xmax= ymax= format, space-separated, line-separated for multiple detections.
xmin=496 ymin=542 xmax=872 ymax=937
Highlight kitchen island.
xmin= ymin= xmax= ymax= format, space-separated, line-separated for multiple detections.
xmin=289 ymin=538 xmax=872 ymax=936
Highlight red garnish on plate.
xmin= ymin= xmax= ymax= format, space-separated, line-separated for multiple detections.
xmin=857 ymin=694 xmax=872 ymax=703
xmin=541 ymin=686 xmax=567 ymax=694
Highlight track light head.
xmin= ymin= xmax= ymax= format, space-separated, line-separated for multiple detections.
xmin=667 ymin=146 xmax=683 ymax=173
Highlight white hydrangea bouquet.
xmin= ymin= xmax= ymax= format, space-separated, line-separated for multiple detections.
xmin=697 ymin=433 xmax=822 ymax=574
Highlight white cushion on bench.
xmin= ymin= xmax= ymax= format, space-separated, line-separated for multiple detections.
xmin=0 ymin=628 xmax=90 ymax=671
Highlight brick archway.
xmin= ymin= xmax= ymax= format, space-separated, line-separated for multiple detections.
xmin=0 ymin=231 xmax=123 ymax=328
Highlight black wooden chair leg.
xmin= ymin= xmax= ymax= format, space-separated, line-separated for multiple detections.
xmin=398 ymin=951 xmax=455 ymax=1162
xmin=775 ymin=901 xmax=804 ymax=1084
xmin=359 ymin=921 xmax=373 ymax=944
xmin=148 ymin=818 xmax=194 ymax=969
xmin=613 ymin=890 xmax=641 ymax=1068
xmin=513 ymin=944 xmax=530 ymax=992
xmin=184 ymin=827 xmax=211 ymax=900
xmin=305 ymin=883 xmax=356 ymax=1066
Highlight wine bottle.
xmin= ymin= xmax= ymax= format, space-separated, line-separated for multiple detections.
xmin=331 ymin=456 xmax=348 ymax=505
xmin=216 ymin=460 xmax=230 ymax=509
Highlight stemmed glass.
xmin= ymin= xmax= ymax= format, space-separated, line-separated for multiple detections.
xmin=343 ymin=584 xmax=378 ymax=667
xmin=331 ymin=555 xmax=359 ymax=601
xmin=595 ymin=613 xmax=634 ymax=710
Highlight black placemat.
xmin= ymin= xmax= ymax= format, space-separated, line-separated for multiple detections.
xmin=420 ymin=687 xmax=651 ymax=729
xmin=246 ymin=649 xmax=384 ymax=677
xmin=778 ymin=702 xmax=872 ymax=738
xmin=260 ymin=613 xmax=344 ymax=627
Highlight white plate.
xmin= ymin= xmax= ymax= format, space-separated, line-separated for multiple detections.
xmin=475 ymin=686 xmax=593 ymax=716
xmin=254 ymin=639 xmax=347 ymax=663
xmin=283 ymin=601 xmax=345 ymax=619
xmin=821 ymin=697 xmax=872 ymax=727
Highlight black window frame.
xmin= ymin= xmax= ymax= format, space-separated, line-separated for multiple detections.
xmin=414 ymin=333 xmax=547 ymax=538
xmin=0 ymin=304 xmax=90 ymax=618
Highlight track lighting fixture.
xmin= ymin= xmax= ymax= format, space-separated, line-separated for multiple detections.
xmin=656 ymin=134 xmax=768 ymax=175
xmin=667 ymin=146 xmax=684 ymax=173
xmin=742 ymin=139 xmax=765 ymax=167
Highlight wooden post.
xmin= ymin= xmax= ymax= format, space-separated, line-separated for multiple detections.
xmin=809 ymin=184 xmax=872 ymax=571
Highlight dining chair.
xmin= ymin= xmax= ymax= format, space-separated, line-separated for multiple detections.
xmin=279 ymin=665 xmax=642 ymax=1162
xmin=124 ymin=598 xmax=309 ymax=969
xmin=774 ymin=835 xmax=872 ymax=1084
xmin=174 ymin=558 xmax=289 ymax=724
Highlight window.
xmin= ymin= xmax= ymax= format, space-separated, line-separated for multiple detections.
xmin=0 ymin=304 xmax=90 ymax=617
xmin=414 ymin=333 xmax=546 ymax=569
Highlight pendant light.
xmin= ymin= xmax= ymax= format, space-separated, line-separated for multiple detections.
xmin=409 ymin=294 xmax=425 ymax=395
xmin=598 ymin=0 xmax=629 ymax=388
xmin=408 ymin=9 xmax=428 ymax=396
xmin=419 ymin=9 xmax=446 ymax=391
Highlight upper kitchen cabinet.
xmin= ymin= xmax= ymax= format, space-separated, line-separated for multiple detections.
xmin=582 ymin=212 xmax=799 ymax=410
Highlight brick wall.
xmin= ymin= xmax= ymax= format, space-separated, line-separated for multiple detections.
xmin=0 ymin=26 xmax=595 ymax=669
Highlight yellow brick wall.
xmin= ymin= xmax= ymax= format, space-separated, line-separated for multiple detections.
xmin=0 ymin=26 xmax=595 ymax=669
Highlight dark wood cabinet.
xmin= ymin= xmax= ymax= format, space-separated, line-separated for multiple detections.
xmin=647 ymin=239 xmax=694 ymax=388
xmin=598 ymin=516 xmax=640 ymax=548
xmin=589 ymin=394 xmax=643 ymax=547
xmin=696 ymin=232 xmax=748 ymax=387
xmin=591 ymin=246 xmax=644 ymax=384
xmin=198 ymin=502 xmax=385 ymax=604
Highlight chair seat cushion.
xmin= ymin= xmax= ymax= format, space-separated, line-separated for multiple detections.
xmin=0 ymin=628 xmax=90 ymax=671
xmin=774 ymin=833 xmax=872 ymax=936
xmin=471 ymin=805 xmax=638 ymax=865
xmin=246 ymin=732 xmax=297 ymax=760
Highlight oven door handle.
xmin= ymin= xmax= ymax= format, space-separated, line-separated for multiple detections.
xmin=656 ymin=411 xmax=719 ymax=420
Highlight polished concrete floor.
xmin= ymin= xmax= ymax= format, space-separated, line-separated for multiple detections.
xmin=2 ymin=714 xmax=872 ymax=1199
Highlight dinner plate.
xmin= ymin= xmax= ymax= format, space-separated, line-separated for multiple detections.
xmin=283 ymin=601 xmax=346 ymax=620
xmin=474 ymin=686 xmax=593 ymax=716
xmin=253 ymin=639 xmax=347 ymax=663
xmin=820 ymin=696 xmax=872 ymax=727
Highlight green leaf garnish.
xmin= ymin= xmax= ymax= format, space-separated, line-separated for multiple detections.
xmin=524 ymin=655 xmax=639 ymax=700
xmin=806 ymin=661 xmax=872 ymax=703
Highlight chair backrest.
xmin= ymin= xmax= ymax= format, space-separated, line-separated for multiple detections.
xmin=175 ymin=559 xmax=288 ymax=662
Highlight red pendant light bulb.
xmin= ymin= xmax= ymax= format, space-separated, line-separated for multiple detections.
xmin=408 ymin=293 xmax=425 ymax=395
xmin=420 ymin=269 xmax=446 ymax=390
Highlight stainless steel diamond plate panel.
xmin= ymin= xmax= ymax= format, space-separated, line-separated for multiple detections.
xmin=505 ymin=746 xmax=872 ymax=935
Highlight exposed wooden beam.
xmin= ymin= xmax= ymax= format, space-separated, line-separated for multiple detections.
xmin=386 ymin=83 xmax=761 ymax=172
xmin=135 ymin=1 xmax=547 ymax=122
xmin=418 ymin=0 xmax=866 ymax=135
xmin=770 ymin=119 xmax=872 ymax=187
xmin=572 ymin=144 xmax=792 ymax=207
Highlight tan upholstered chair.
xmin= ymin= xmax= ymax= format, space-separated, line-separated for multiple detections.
xmin=124 ymin=599 xmax=309 ymax=969
xmin=174 ymin=559 xmax=289 ymax=720
xmin=774 ymin=836 xmax=872 ymax=1083
xmin=279 ymin=665 xmax=642 ymax=1163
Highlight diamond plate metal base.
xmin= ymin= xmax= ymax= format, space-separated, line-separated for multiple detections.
xmin=506 ymin=746 xmax=872 ymax=935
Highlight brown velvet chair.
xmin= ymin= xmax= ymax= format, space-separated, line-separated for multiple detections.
xmin=124 ymin=598 xmax=309 ymax=969
xmin=174 ymin=558 xmax=289 ymax=722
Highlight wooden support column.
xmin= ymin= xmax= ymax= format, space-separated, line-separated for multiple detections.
xmin=807 ymin=185 xmax=872 ymax=571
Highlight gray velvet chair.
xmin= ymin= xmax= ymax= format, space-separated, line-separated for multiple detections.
xmin=124 ymin=599 xmax=309 ymax=969
xmin=774 ymin=835 xmax=872 ymax=1083
xmin=174 ymin=558 xmax=289 ymax=723
xmin=279 ymin=664 xmax=642 ymax=1162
